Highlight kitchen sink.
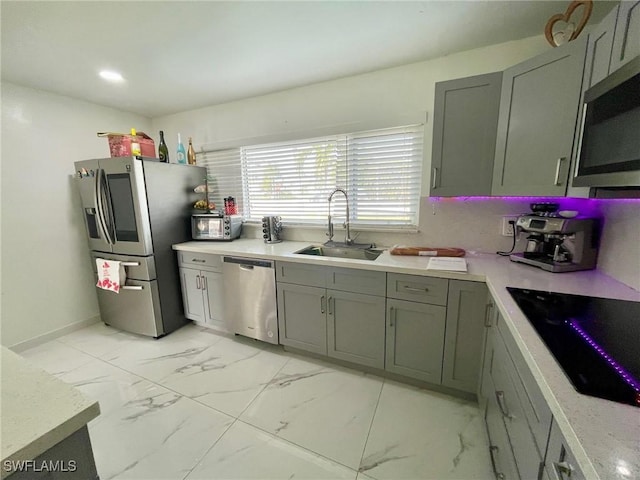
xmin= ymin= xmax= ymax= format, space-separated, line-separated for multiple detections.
xmin=294 ymin=244 xmax=384 ymax=261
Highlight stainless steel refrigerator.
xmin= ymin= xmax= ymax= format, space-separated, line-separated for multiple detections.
xmin=74 ymin=156 xmax=205 ymax=337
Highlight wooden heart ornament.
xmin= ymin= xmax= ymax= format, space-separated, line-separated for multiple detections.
xmin=545 ymin=0 xmax=593 ymax=47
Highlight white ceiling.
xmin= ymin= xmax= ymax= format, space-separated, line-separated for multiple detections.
xmin=1 ymin=1 xmax=612 ymax=118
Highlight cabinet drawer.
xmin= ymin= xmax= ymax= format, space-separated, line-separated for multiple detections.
xmin=484 ymin=372 xmax=520 ymax=480
xmin=327 ymin=267 xmax=385 ymax=296
xmin=491 ymin=335 xmax=544 ymax=479
xmin=496 ymin=313 xmax=552 ymax=454
xmin=178 ymin=251 xmax=223 ymax=271
xmin=276 ymin=262 xmax=327 ymax=287
xmin=386 ymin=273 xmax=448 ymax=305
xmin=545 ymin=419 xmax=587 ymax=480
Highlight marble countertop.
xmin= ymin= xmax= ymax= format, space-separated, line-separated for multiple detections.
xmin=173 ymin=239 xmax=640 ymax=480
xmin=1 ymin=347 xmax=100 ymax=478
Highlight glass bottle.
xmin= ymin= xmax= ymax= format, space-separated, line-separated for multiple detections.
xmin=187 ymin=137 xmax=196 ymax=165
xmin=176 ymin=133 xmax=186 ymax=164
xmin=158 ymin=130 xmax=169 ymax=163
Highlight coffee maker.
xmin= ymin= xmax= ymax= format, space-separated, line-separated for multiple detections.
xmin=510 ymin=215 xmax=600 ymax=272
xmin=262 ymin=216 xmax=283 ymax=244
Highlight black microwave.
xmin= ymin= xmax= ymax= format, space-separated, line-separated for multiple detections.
xmin=573 ymin=56 xmax=640 ymax=188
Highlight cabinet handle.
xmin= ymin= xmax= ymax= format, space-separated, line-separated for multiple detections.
xmin=202 ymin=276 xmax=207 ymax=290
xmin=554 ymin=157 xmax=566 ymax=186
xmin=196 ymin=275 xmax=201 ymax=290
xmin=432 ymin=167 xmax=438 ymax=189
xmin=389 ymin=306 xmax=395 ymax=327
xmin=554 ymin=461 xmax=575 ymax=478
xmin=192 ymin=258 xmax=206 ymax=263
xmin=489 ymin=446 xmax=506 ymax=480
xmin=403 ymin=285 xmax=429 ymax=293
xmin=320 ymin=295 xmax=326 ymax=314
xmin=484 ymin=302 xmax=494 ymax=327
xmin=328 ymin=297 xmax=333 ymax=315
xmin=495 ymin=391 xmax=513 ymax=419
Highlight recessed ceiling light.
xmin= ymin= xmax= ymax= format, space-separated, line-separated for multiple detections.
xmin=99 ymin=70 xmax=124 ymax=82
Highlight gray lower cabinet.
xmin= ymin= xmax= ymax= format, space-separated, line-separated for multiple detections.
xmin=277 ymin=282 xmax=327 ymax=355
xmin=178 ymin=252 xmax=226 ymax=330
xmin=276 ymin=262 xmax=386 ymax=365
xmin=179 ymin=267 xmax=225 ymax=328
xmin=430 ymin=72 xmax=502 ymax=197
xmin=327 ymin=289 xmax=386 ymax=368
xmin=492 ymin=38 xmax=587 ymax=196
xmin=610 ymin=0 xmax=640 ymax=72
xmin=481 ymin=296 xmax=586 ymax=480
xmin=442 ymin=280 xmax=488 ymax=393
xmin=386 ymin=299 xmax=446 ymax=383
xmin=544 ymin=420 xmax=586 ymax=480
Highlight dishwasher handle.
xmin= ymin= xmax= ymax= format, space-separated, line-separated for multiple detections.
xmin=223 ymin=256 xmax=273 ymax=269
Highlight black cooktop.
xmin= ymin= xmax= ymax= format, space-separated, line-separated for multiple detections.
xmin=507 ymin=287 xmax=640 ymax=408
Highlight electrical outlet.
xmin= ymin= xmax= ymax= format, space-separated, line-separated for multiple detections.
xmin=501 ymin=216 xmax=518 ymax=236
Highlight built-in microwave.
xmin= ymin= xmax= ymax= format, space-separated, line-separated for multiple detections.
xmin=573 ymin=56 xmax=640 ymax=188
xmin=192 ymin=214 xmax=242 ymax=240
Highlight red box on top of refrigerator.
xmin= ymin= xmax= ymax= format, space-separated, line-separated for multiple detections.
xmin=98 ymin=131 xmax=156 ymax=158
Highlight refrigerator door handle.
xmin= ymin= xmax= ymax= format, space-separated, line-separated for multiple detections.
xmin=121 ymin=285 xmax=143 ymax=291
xmin=95 ymin=168 xmax=115 ymax=245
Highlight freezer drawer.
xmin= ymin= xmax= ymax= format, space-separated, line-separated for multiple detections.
xmin=95 ymin=278 xmax=163 ymax=337
xmin=90 ymin=252 xmax=156 ymax=281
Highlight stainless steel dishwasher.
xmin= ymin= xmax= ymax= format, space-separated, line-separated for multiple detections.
xmin=222 ymin=256 xmax=278 ymax=344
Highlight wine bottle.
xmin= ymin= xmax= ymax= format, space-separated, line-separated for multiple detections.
xmin=130 ymin=128 xmax=141 ymax=157
xmin=158 ymin=130 xmax=169 ymax=163
xmin=187 ymin=137 xmax=196 ymax=165
xmin=176 ymin=133 xmax=186 ymax=164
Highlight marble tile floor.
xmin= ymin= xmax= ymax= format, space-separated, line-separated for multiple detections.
xmin=20 ymin=322 xmax=494 ymax=480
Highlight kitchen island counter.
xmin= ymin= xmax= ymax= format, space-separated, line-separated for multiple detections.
xmin=174 ymin=238 xmax=640 ymax=480
xmin=1 ymin=347 xmax=100 ymax=479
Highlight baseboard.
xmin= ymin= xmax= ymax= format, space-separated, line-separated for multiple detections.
xmin=9 ymin=316 xmax=101 ymax=353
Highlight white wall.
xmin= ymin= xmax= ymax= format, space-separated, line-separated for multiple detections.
xmin=153 ymin=34 xmax=639 ymax=291
xmin=0 ymin=82 xmax=151 ymax=348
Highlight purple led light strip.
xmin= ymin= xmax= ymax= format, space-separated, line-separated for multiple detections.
xmin=568 ymin=319 xmax=640 ymax=393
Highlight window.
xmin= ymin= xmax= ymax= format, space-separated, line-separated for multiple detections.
xmin=198 ymin=124 xmax=423 ymax=229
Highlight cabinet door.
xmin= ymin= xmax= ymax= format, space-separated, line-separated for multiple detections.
xmin=327 ymin=290 xmax=386 ymax=369
xmin=179 ymin=267 xmax=205 ymax=322
xmin=610 ymin=0 xmax=640 ymax=72
xmin=584 ymin=6 xmax=619 ymax=87
xmin=492 ymin=38 xmax=587 ymax=196
xmin=442 ymin=281 xmax=488 ymax=393
xmin=545 ymin=420 xmax=587 ymax=480
xmin=385 ymin=299 xmax=446 ymax=383
xmin=202 ymin=270 xmax=226 ymax=330
xmin=277 ymin=283 xmax=327 ymax=355
xmin=430 ymin=72 xmax=502 ymax=197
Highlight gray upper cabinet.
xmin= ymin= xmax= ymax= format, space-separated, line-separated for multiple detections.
xmin=386 ymin=298 xmax=446 ymax=383
xmin=441 ymin=280 xmax=488 ymax=393
xmin=584 ymin=5 xmax=619 ymax=87
xmin=277 ymin=282 xmax=327 ymax=355
xmin=492 ymin=38 xmax=588 ymax=196
xmin=610 ymin=0 xmax=640 ymax=72
xmin=327 ymin=289 xmax=386 ymax=369
xmin=430 ymin=72 xmax=502 ymax=197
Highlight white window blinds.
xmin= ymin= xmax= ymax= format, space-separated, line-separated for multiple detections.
xmin=199 ymin=124 xmax=423 ymax=228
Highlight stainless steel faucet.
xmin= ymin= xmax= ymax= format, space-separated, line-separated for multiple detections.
xmin=327 ymin=188 xmax=353 ymax=245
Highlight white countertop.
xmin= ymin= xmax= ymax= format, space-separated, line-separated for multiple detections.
xmin=1 ymin=347 xmax=100 ymax=478
xmin=174 ymin=239 xmax=640 ymax=480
